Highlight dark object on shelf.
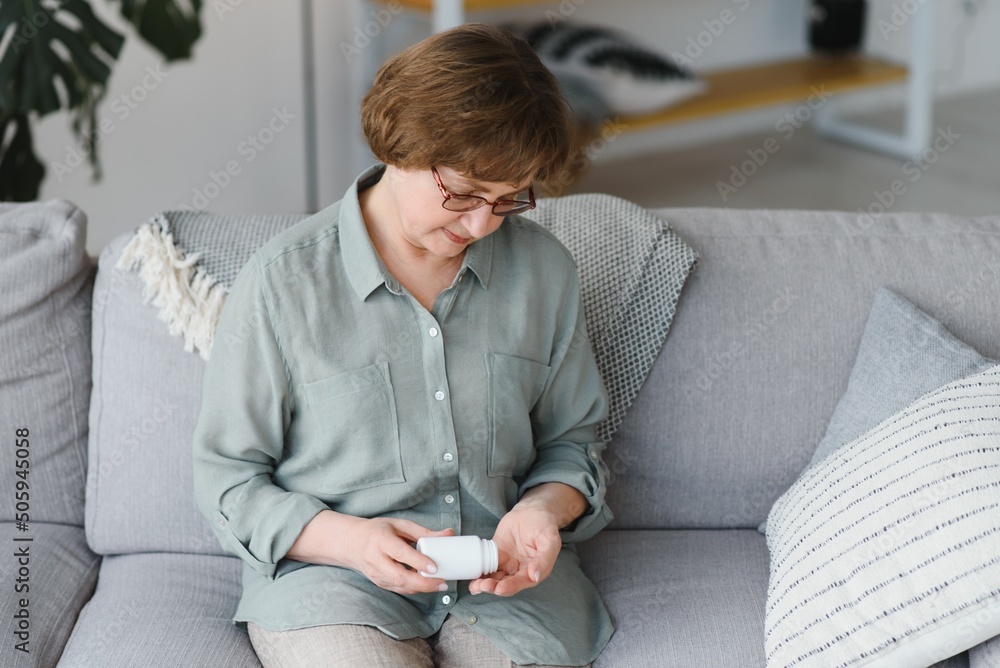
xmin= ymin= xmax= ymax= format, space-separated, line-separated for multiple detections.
xmin=809 ymin=0 xmax=867 ymax=54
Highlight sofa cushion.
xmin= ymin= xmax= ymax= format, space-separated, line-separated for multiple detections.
xmin=0 ymin=522 xmax=100 ymax=667
xmin=0 ymin=200 xmax=95 ymax=525
xmin=578 ymin=529 xmax=971 ymax=667
xmin=608 ymin=208 xmax=1000 ymax=529
xmin=57 ymin=552 xmax=258 ymax=667
xmin=758 ymin=287 xmax=996 ymax=533
xmin=765 ymin=365 xmax=1000 ymax=667
xmin=86 ymin=233 xmax=225 ymax=556
xmin=579 ymin=529 xmax=770 ymax=666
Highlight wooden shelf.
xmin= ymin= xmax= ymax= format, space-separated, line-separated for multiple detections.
xmin=619 ymin=56 xmax=908 ymax=131
xmin=363 ymin=0 xmax=931 ymax=160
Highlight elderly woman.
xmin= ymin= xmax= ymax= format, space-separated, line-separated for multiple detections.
xmin=193 ymin=23 xmax=613 ymax=668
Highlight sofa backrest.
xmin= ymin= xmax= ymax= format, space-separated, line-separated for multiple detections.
xmin=0 ymin=201 xmax=95 ymax=527
xmin=86 ymin=207 xmax=1000 ymax=555
xmin=606 ymin=208 xmax=1000 ymax=530
xmin=86 ymin=232 xmax=257 ymax=555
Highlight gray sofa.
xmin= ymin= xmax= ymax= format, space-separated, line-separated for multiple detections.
xmin=2 ymin=198 xmax=999 ymax=667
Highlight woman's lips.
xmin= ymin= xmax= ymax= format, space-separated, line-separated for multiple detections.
xmin=443 ymin=228 xmax=471 ymax=244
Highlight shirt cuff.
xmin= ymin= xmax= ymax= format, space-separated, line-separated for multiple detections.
xmin=211 ymin=492 xmax=328 ymax=579
xmin=518 ymin=443 xmax=613 ymax=543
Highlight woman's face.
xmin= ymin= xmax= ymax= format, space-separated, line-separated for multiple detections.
xmin=384 ymin=165 xmax=533 ymax=260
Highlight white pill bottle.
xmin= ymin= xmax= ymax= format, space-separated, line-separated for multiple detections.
xmin=417 ymin=535 xmax=499 ymax=580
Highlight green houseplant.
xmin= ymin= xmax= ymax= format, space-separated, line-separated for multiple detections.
xmin=0 ymin=0 xmax=203 ymax=201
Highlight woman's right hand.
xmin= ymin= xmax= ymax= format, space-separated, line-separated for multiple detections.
xmin=287 ymin=510 xmax=453 ymax=595
xmin=344 ymin=517 xmax=454 ymax=594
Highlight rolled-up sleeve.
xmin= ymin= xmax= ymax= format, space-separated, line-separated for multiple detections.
xmin=192 ymin=255 xmax=327 ymax=579
xmin=518 ymin=270 xmax=613 ymax=543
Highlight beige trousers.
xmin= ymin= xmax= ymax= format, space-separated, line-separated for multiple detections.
xmin=247 ymin=614 xmax=589 ymax=668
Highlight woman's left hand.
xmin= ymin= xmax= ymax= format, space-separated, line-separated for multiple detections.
xmin=468 ymin=503 xmax=561 ymax=597
xmin=468 ymin=482 xmax=586 ymax=596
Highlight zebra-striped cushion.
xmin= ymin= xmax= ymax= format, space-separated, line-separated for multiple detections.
xmin=519 ymin=22 xmax=706 ymax=116
xmin=765 ymin=365 xmax=1000 ymax=668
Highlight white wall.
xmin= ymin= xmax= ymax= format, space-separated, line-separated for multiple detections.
xmin=35 ymin=1 xmax=321 ymax=258
xmin=30 ymin=0 xmax=1000 ymax=258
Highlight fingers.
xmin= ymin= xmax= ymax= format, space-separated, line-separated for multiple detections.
xmin=470 ymin=571 xmax=536 ymax=597
xmin=370 ymin=556 xmax=448 ymax=595
xmin=357 ymin=519 xmax=450 ymax=594
xmin=385 ymin=521 xmax=454 ymax=577
xmin=389 ymin=518 xmax=454 ymax=543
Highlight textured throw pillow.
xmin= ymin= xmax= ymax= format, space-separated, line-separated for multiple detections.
xmin=519 ymin=22 xmax=707 ymax=116
xmin=765 ymin=364 xmax=1000 ymax=667
xmin=758 ymin=288 xmax=996 ymax=533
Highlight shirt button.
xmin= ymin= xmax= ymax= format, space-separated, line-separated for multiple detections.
xmin=468 ymin=615 xmax=478 ymax=625
xmin=429 ymin=327 xmax=439 ymax=337
xmin=442 ymin=452 xmax=454 ymax=462
xmin=590 ymin=450 xmax=600 ymax=461
xmin=442 ymin=595 xmax=452 ymax=605
xmin=434 ymin=390 xmax=445 ymax=401
xmin=217 ymin=517 xmax=228 ymax=527
xmin=444 ymin=494 xmax=455 ymax=504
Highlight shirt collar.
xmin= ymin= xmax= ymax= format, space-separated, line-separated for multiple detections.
xmin=340 ymin=164 xmax=493 ymax=301
xmin=340 ymin=164 xmax=394 ymax=301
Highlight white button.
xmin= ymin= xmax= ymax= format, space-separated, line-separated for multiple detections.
xmin=590 ymin=450 xmax=600 ymax=461
xmin=442 ymin=452 xmax=454 ymax=462
xmin=444 ymin=494 xmax=455 ymax=504
xmin=442 ymin=595 xmax=452 ymax=605
xmin=217 ymin=517 xmax=228 ymax=528
xmin=429 ymin=327 xmax=439 ymax=337
xmin=468 ymin=615 xmax=478 ymax=625
xmin=434 ymin=390 xmax=445 ymax=401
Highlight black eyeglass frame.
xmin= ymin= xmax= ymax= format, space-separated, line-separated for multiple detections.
xmin=431 ymin=166 xmax=536 ymax=216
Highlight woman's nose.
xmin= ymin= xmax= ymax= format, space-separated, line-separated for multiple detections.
xmin=462 ymin=206 xmax=499 ymax=238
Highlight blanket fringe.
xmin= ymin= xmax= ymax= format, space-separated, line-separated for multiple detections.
xmin=116 ymin=216 xmax=226 ymax=360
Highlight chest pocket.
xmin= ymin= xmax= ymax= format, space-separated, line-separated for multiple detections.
xmin=487 ymin=353 xmax=552 ymax=478
xmin=290 ymin=360 xmax=404 ymax=495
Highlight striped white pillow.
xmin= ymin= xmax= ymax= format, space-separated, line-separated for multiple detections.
xmin=765 ymin=365 xmax=1000 ymax=668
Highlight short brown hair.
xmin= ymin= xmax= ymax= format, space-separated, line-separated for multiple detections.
xmin=361 ymin=23 xmax=571 ymax=190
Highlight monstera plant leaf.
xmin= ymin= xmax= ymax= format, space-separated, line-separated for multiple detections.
xmin=0 ymin=0 xmax=203 ymax=201
xmin=116 ymin=0 xmax=202 ymax=61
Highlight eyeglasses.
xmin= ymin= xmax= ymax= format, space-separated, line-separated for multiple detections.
xmin=432 ymin=166 xmax=535 ymax=216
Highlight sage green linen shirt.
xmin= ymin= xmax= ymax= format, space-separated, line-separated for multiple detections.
xmin=192 ymin=164 xmax=615 ymax=666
